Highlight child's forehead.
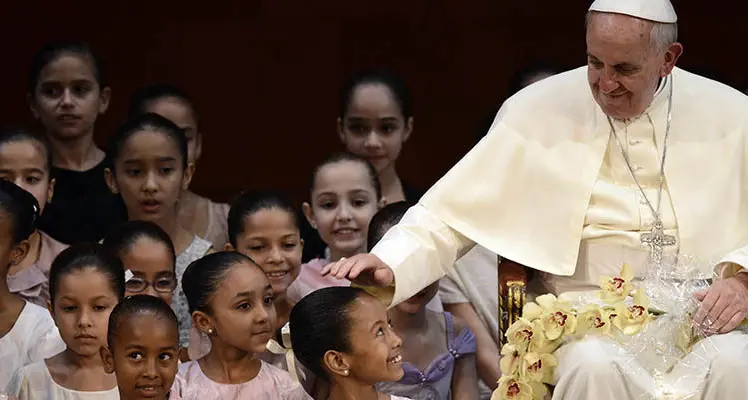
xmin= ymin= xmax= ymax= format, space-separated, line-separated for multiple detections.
xmin=242 ymin=208 xmax=297 ymax=230
xmin=348 ymin=296 xmax=387 ymax=328
xmin=123 ymin=129 xmax=177 ymax=148
xmin=0 ymin=140 xmax=46 ymax=157
xmin=40 ymin=53 xmax=97 ymax=81
xmin=314 ymin=162 xmax=375 ymax=192
xmin=116 ymin=313 xmax=178 ymax=342
xmin=218 ymin=263 xmax=269 ymax=291
xmin=146 ymin=96 xmax=194 ymax=117
xmin=349 ymin=84 xmax=398 ymax=109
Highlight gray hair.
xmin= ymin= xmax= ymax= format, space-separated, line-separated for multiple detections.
xmin=650 ymin=22 xmax=678 ymax=53
xmin=585 ymin=12 xmax=678 ymax=54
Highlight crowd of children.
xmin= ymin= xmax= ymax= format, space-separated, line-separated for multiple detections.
xmin=0 ymin=40 xmax=521 ymax=400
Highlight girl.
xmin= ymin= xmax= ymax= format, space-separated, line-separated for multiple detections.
xmin=102 ymin=220 xmax=177 ymax=304
xmin=174 ymin=251 xmax=311 ymax=399
xmin=0 ymin=180 xmax=64 ymax=391
xmin=290 ymin=152 xmax=384 ymax=303
xmin=101 ymin=295 xmax=181 ymax=400
xmin=128 ymin=84 xmax=229 ymax=250
xmin=227 ymin=191 xmax=303 ymax=338
xmin=337 ymin=71 xmax=419 ymax=203
xmin=290 ymin=287 xmax=410 ymax=400
xmin=0 ymin=129 xmax=68 ymax=307
xmin=226 ymin=191 xmax=316 ymax=393
xmin=302 ymin=71 xmax=419 ymax=262
xmin=10 ymin=243 xmax=125 ymax=399
xmin=26 ymin=42 xmax=124 ymax=244
xmin=103 ymin=112 xmax=212 ymax=352
xmin=368 ymin=203 xmax=479 ymax=400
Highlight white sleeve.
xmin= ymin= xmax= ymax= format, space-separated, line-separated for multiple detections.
xmin=370 ymin=203 xmax=475 ymax=307
xmin=716 ymin=246 xmax=748 ymax=278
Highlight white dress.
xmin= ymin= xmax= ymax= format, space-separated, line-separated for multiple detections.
xmin=0 ymin=302 xmax=65 ymax=392
xmin=9 ymin=361 xmax=118 ymax=400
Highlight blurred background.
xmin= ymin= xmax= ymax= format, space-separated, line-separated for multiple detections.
xmin=1 ymin=0 xmax=743 ymax=203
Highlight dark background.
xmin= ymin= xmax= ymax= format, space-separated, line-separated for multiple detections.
xmin=1 ymin=1 xmax=743 ymax=203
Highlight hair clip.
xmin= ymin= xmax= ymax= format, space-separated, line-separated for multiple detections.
xmin=124 ymin=269 xmax=134 ymax=282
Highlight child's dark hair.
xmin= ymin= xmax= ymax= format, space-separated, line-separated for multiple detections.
xmin=340 ymin=70 xmax=412 ymax=120
xmin=107 ymin=113 xmax=188 ymax=171
xmin=508 ymin=62 xmax=561 ymax=96
xmin=102 ymin=220 xmax=176 ymax=268
xmin=0 ymin=127 xmax=53 ymax=173
xmin=310 ymin=152 xmax=381 ymax=201
xmin=366 ymin=201 xmax=414 ymax=252
xmin=127 ymin=83 xmax=199 ymax=124
xmin=107 ymin=294 xmax=178 ymax=352
xmin=228 ymin=190 xmax=300 ymax=247
xmin=182 ymin=251 xmax=258 ymax=314
xmin=0 ymin=179 xmax=39 ymax=245
xmin=28 ymin=42 xmax=105 ymax=94
xmin=290 ymin=286 xmax=365 ymax=379
xmin=49 ymin=243 xmax=125 ymax=305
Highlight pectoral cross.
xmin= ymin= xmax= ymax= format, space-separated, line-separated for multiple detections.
xmin=641 ymin=219 xmax=676 ymax=267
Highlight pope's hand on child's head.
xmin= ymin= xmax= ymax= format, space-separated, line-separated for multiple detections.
xmin=321 ymin=253 xmax=394 ymax=287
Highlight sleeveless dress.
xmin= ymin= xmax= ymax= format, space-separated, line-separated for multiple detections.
xmin=172 ymin=236 xmax=213 ymax=347
xmin=377 ymin=313 xmax=477 ymax=400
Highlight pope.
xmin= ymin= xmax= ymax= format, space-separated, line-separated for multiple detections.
xmin=322 ymin=0 xmax=748 ymax=398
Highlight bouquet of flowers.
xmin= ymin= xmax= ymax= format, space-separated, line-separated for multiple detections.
xmin=492 ymin=258 xmax=712 ymax=400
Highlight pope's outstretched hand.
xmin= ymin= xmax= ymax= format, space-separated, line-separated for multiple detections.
xmin=320 ymin=253 xmax=395 ymax=287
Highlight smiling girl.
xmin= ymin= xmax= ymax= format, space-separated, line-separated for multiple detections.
xmin=289 ymin=153 xmax=384 ymax=303
xmin=102 ymin=295 xmax=181 ymax=400
xmin=174 ymin=252 xmax=310 ymax=399
xmin=226 ymin=191 xmax=316 ymax=394
xmin=290 ymin=287 xmax=410 ymax=400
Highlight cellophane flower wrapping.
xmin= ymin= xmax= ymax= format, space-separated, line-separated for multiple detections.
xmin=560 ymin=256 xmax=716 ymax=399
xmin=492 ymin=256 xmax=737 ymax=400
xmin=618 ymin=255 xmax=712 ymax=398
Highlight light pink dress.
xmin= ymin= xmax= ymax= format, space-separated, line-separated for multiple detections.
xmin=7 ymin=232 xmax=68 ymax=307
xmin=286 ymin=257 xmax=350 ymax=304
xmin=173 ymin=360 xmax=311 ymax=400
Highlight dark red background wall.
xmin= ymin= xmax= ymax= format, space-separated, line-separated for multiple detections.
xmin=1 ymin=1 xmax=743 ymax=203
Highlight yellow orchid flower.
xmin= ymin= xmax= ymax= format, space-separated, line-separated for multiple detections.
xmin=599 ymin=263 xmax=634 ymax=303
xmin=522 ymin=301 xmax=544 ymax=322
xmin=492 ymin=376 xmax=547 ymax=400
xmin=521 ymin=352 xmax=558 ymax=385
xmin=612 ymin=290 xmax=651 ymax=335
xmin=505 ymin=318 xmax=549 ymax=354
xmin=675 ymin=312 xmax=696 ymax=354
xmin=534 ymin=294 xmax=578 ymax=341
xmin=500 ymin=344 xmax=522 ymax=376
xmin=577 ymin=304 xmax=613 ymax=337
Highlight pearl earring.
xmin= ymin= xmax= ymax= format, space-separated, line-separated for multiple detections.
xmin=343 ymin=369 xmax=349 ymax=376
xmin=207 ymin=329 xmax=213 ymax=334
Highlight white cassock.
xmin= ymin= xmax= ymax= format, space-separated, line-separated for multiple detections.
xmin=365 ymin=65 xmax=748 ymax=399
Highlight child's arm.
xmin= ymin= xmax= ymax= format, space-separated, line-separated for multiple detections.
xmin=444 ymin=302 xmax=500 ymax=390
xmin=449 ymin=314 xmax=481 ymax=400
